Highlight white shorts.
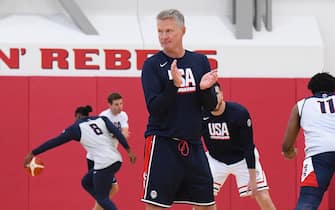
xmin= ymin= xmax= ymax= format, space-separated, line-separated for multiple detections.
xmin=206 ymin=148 xmax=269 ymax=197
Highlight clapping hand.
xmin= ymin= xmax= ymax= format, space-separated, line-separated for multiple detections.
xmin=171 ymin=59 xmax=183 ymax=87
xmin=200 ymin=70 xmax=218 ymax=90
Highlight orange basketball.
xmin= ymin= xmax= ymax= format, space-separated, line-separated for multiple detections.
xmin=24 ymin=157 xmax=44 ymax=176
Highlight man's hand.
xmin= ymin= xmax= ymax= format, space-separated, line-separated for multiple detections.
xmin=247 ymin=179 xmax=258 ymax=197
xmin=171 ymin=59 xmax=183 ymax=87
xmin=23 ymin=152 xmax=34 ymax=167
xmin=200 ymin=70 xmax=218 ymax=90
xmin=247 ymin=169 xmax=258 ymax=197
xmin=127 ymin=149 xmax=137 ymax=164
xmin=282 ymin=147 xmax=298 ymax=160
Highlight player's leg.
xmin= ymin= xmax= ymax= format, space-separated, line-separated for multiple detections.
xmin=82 ymin=169 xmax=118 ymax=210
xmin=81 ymin=169 xmax=95 ymax=198
xmin=109 ymin=181 xmax=119 ymax=197
xmin=146 ymin=203 xmax=167 ymax=210
xmin=251 ymin=149 xmax=276 ymax=210
xmin=192 ymin=205 xmax=218 ymax=210
xmin=235 ymin=148 xmax=275 ymax=210
xmin=142 ymin=136 xmax=184 ymax=208
xmin=93 ymin=161 xmax=121 ymax=210
xmin=254 ymin=189 xmax=276 ymax=210
xmin=205 ymin=152 xmax=230 ymax=196
xmin=193 ymin=204 xmax=216 ymax=210
xmin=93 ymin=180 xmax=118 ymax=210
xmin=295 ymin=152 xmax=335 ymax=210
xmin=174 ymin=144 xmax=216 ymax=209
xmin=86 ymin=158 xmax=99 ymax=210
xmin=295 ymin=186 xmax=324 ymax=210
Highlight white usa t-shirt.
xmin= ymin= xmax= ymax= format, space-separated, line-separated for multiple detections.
xmin=99 ymin=109 xmax=129 ymax=130
xmin=86 ymin=109 xmax=128 ymax=160
xmin=298 ymin=93 xmax=335 ymax=158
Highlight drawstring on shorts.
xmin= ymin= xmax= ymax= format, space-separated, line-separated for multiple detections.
xmin=177 ymin=140 xmax=189 ymax=157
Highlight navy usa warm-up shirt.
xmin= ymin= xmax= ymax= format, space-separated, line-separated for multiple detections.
xmin=141 ymin=50 xmax=217 ymax=143
xmin=202 ymin=102 xmax=256 ymax=168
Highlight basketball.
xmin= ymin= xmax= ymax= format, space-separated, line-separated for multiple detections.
xmin=24 ymin=157 xmax=44 ymax=176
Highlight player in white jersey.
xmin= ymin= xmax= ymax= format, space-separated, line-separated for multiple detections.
xmin=23 ymin=105 xmax=136 ymax=210
xmin=282 ymin=72 xmax=335 ymax=210
xmin=87 ymin=92 xmax=129 ymax=210
xmin=99 ymin=92 xmax=129 ymax=138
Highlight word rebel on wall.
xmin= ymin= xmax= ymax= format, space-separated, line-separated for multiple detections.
xmin=0 ymin=48 xmax=218 ymax=71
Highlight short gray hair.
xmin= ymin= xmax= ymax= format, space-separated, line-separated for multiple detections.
xmin=157 ymin=9 xmax=185 ymax=28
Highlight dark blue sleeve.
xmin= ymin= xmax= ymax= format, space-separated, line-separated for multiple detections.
xmin=141 ymin=60 xmax=179 ymax=116
xmin=201 ymin=109 xmax=210 ymax=135
xmin=101 ymin=116 xmax=130 ymax=150
xmin=200 ymin=86 xmax=217 ymax=111
xmin=32 ymin=124 xmax=81 ymax=156
xmin=239 ymin=111 xmax=256 ymax=169
xmin=199 ymin=56 xmax=217 ymax=111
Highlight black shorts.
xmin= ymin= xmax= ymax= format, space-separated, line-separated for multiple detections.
xmin=142 ymin=135 xmax=215 ymax=207
xmin=86 ymin=158 xmax=117 ymax=184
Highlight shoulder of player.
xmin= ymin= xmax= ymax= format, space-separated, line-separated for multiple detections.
xmin=94 ymin=116 xmax=114 ymax=127
xmin=303 ymin=92 xmax=335 ymax=101
xmin=75 ymin=116 xmax=103 ymax=125
xmin=226 ymin=102 xmax=250 ymax=116
xmin=144 ymin=51 xmax=167 ymax=64
xmin=120 ymin=111 xmax=128 ymax=117
xmin=99 ymin=108 xmax=110 ymax=116
xmin=183 ymin=50 xmax=207 ymax=60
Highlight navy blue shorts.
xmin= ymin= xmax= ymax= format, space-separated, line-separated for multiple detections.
xmin=142 ymin=135 xmax=215 ymax=208
xmin=295 ymin=152 xmax=335 ymax=210
xmin=82 ymin=161 xmax=121 ymax=210
xmin=87 ymin=158 xmax=117 ymax=184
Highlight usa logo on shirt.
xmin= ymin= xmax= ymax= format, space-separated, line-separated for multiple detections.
xmin=168 ymin=68 xmax=196 ymax=93
xmin=208 ymin=122 xmax=230 ymax=140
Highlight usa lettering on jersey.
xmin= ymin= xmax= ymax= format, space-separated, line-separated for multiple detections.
xmin=208 ymin=122 xmax=230 ymax=140
xmin=113 ymin=121 xmax=121 ymax=130
xmin=168 ymin=67 xmax=196 ymax=93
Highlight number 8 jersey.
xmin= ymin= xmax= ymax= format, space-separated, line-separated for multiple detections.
xmin=32 ymin=116 xmax=130 ymax=170
xmin=298 ymin=92 xmax=335 ymax=158
xmin=79 ymin=117 xmax=125 ymax=169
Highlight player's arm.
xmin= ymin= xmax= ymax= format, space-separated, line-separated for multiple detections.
xmin=200 ymin=111 xmax=211 ymax=149
xmin=240 ymin=112 xmax=257 ymax=196
xmin=121 ymin=127 xmax=129 ymax=139
xmin=24 ymin=125 xmax=80 ymax=166
xmin=240 ymin=113 xmax=256 ymax=170
xmin=102 ymin=116 xmax=136 ymax=163
xmin=200 ymin=85 xmax=217 ymax=111
xmin=199 ymin=56 xmax=218 ymax=111
xmin=121 ymin=112 xmax=130 ymax=138
xmin=141 ymin=60 xmax=179 ymax=116
xmin=282 ymin=104 xmax=300 ymax=159
xmin=247 ymin=168 xmax=257 ymax=196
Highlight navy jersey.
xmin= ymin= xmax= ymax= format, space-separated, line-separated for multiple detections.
xmin=202 ymin=102 xmax=256 ymax=168
xmin=32 ymin=116 xmax=130 ymax=169
xmin=141 ymin=50 xmax=217 ymax=142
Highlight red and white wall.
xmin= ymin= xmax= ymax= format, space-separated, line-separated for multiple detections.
xmin=2 ymin=76 xmax=335 ymax=210
xmin=1 ymin=0 xmax=334 ymax=209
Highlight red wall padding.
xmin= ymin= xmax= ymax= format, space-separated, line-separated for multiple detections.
xmin=0 ymin=76 xmax=333 ymax=210
xmin=0 ymin=77 xmax=29 ymax=210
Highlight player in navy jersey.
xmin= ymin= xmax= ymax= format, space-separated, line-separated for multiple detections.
xmin=141 ymin=9 xmax=218 ymax=210
xmin=23 ymin=105 xmax=136 ymax=210
xmin=202 ymin=83 xmax=276 ymax=210
xmin=282 ymin=72 xmax=335 ymax=210
xmin=87 ymin=93 xmax=129 ymax=210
